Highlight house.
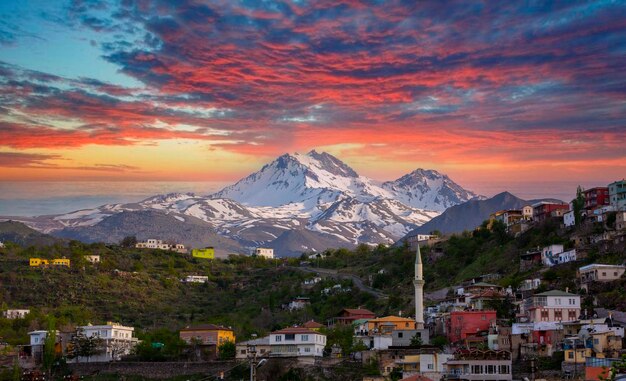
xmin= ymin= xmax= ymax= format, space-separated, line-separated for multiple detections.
xmin=443 ymin=349 xmax=512 ymax=381
xmin=287 ymin=297 xmax=310 ymax=310
xmin=519 ymin=248 xmax=542 ymax=271
xmin=608 ymin=180 xmax=626 ymax=210
xmin=376 ymin=348 xmax=451 ymax=379
xmin=269 ymin=327 xmax=326 ymax=358
xmin=73 ymin=322 xmax=138 ymax=362
xmin=3 ymin=309 xmax=30 ymax=319
xmin=541 ymin=244 xmax=564 ymax=266
xmin=406 ymin=234 xmax=438 ymax=250
xmin=29 ymin=258 xmax=70 ymax=267
xmin=179 ymin=324 xmax=235 ymax=348
xmin=182 ymin=275 xmax=209 ymax=283
xmin=27 ymin=330 xmax=61 ymax=364
xmin=235 ymin=336 xmax=271 ymax=360
xmin=564 ymin=210 xmax=576 ymax=227
xmin=330 ymin=308 xmax=376 ymax=326
xmin=255 ymin=248 xmax=274 ymax=259
xmin=522 ymin=205 xmax=533 ymax=219
xmin=578 ymin=264 xmax=626 ymax=290
xmin=136 ymin=239 xmax=186 ymax=253
xmin=83 ymin=255 xmax=100 ymax=263
xmin=584 ymin=187 xmax=610 ymax=210
xmin=367 ymin=316 xmax=417 ymax=334
xmin=532 ymin=202 xmax=569 ymax=222
xmin=301 ymin=320 xmax=324 ymax=331
xmin=191 ymin=247 xmax=215 ymax=259
xmin=0 ymin=241 xmax=4 ymax=248
xmin=524 ymin=290 xmax=581 ymax=323
xmin=519 ymin=278 xmax=541 ymax=292
xmin=303 ymin=276 xmax=321 ymax=286
xmin=464 ymin=282 xmax=504 ymax=296
xmin=392 ymin=328 xmax=430 ymax=347
xmin=446 ymin=310 xmax=497 ymax=344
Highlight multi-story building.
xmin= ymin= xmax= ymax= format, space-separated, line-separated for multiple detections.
xmin=583 ymin=187 xmax=610 ymax=210
xmin=73 ymin=322 xmax=138 ymax=362
xmin=563 ymin=210 xmax=576 ymax=227
xmin=447 ymin=310 xmax=497 ymax=344
xmin=541 ymin=244 xmax=576 ymax=266
xmin=522 ymin=205 xmax=533 ymax=219
xmin=608 ymin=180 xmax=626 ymax=210
xmin=367 ymin=316 xmax=417 ymax=334
xmin=136 ymin=239 xmax=186 ymax=253
xmin=179 ymin=324 xmax=235 ymax=347
xmin=330 ymin=308 xmax=376 ymax=326
xmin=578 ymin=264 xmax=626 ymax=290
xmin=287 ymin=297 xmax=311 ymax=310
xmin=3 ymin=309 xmax=30 ymax=319
xmin=532 ymin=202 xmax=569 ymax=222
xmin=444 ymin=349 xmax=512 ymax=381
xmin=255 ymin=248 xmax=274 ymax=259
xmin=524 ymin=290 xmax=581 ymax=323
xmin=269 ymin=327 xmax=326 ymax=358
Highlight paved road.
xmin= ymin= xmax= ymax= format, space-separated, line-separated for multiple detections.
xmin=295 ymin=266 xmax=388 ymax=299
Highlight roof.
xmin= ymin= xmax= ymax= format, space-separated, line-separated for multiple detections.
xmin=341 ymin=308 xmax=375 ymax=316
xmin=302 ymin=320 xmax=324 ymax=329
xmin=236 ymin=336 xmax=270 ymax=346
xmin=351 ymin=318 xmax=371 ymax=326
xmin=180 ymin=324 xmax=232 ymax=332
xmin=579 ymin=263 xmax=626 ymax=271
xmin=467 ymin=282 xmax=500 ymax=288
xmin=369 ymin=315 xmax=417 ymax=323
xmin=271 ymin=327 xmax=321 ymax=335
xmin=534 ymin=290 xmax=578 ymax=297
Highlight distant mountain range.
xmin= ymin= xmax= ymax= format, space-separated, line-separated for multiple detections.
xmin=403 ymin=191 xmax=564 ymax=238
xmin=1 ymin=151 xmax=481 ymax=256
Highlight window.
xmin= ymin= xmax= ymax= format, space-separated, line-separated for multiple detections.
xmin=285 ymin=334 xmax=295 ymax=341
xmin=471 ymin=365 xmax=482 ymax=374
xmin=568 ymin=352 xmax=574 ymax=359
xmin=486 ymin=365 xmax=496 ymax=374
xmin=275 ymin=336 xmax=282 ymax=342
xmin=594 ymin=339 xmax=599 ymax=345
xmin=405 ymin=322 xmax=409 ymax=327
xmin=541 ymin=310 xmax=549 ymax=321
xmin=301 ymin=335 xmax=309 ymax=341
xmin=398 ymin=332 xmax=403 ymax=338
xmin=304 ymin=347 xmax=311 ymax=353
xmin=428 ymin=364 xmax=433 ymax=370
xmin=602 ymin=272 xmax=607 ymax=277
xmin=556 ymin=298 xmax=561 ymax=305
xmin=555 ymin=310 xmax=562 ymax=320
xmin=240 ymin=350 xmax=246 ymax=354
xmin=499 ymin=365 xmax=509 ymax=374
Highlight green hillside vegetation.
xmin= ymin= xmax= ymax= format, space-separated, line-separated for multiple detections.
xmin=0 ymin=217 xmax=624 ymax=360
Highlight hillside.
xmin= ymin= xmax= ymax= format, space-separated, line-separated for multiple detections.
xmin=0 ymin=220 xmax=61 ymax=247
xmin=405 ymin=191 xmax=563 ymax=236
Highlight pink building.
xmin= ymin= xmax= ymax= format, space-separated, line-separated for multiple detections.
xmin=447 ymin=310 xmax=497 ymax=344
xmin=524 ymin=290 xmax=580 ymax=322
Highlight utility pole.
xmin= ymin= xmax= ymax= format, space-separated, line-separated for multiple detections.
xmin=248 ymin=344 xmax=257 ymax=381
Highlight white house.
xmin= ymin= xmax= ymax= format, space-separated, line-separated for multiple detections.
xmin=541 ymin=244 xmax=564 ymax=266
xmin=84 ymin=255 xmax=101 ymax=264
xmin=269 ymin=327 xmax=326 ymax=358
xmin=182 ymin=275 xmax=209 ymax=283
xmin=519 ymin=278 xmax=541 ymax=292
xmin=522 ymin=205 xmax=533 ymax=219
xmin=0 ymin=241 xmax=5 ymax=248
xmin=255 ymin=248 xmax=274 ymax=259
xmin=136 ymin=239 xmax=186 ymax=253
xmin=563 ymin=210 xmax=575 ymax=227
xmin=3 ymin=309 xmax=30 ymax=319
xmin=27 ymin=330 xmax=58 ymax=362
xmin=558 ymin=249 xmax=577 ymax=264
xmin=73 ymin=322 xmax=138 ymax=362
xmin=287 ymin=297 xmax=310 ymax=311
xmin=524 ymin=290 xmax=581 ymax=323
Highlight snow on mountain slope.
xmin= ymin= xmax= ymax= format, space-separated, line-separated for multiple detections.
xmin=6 ymin=151 xmax=480 ymax=256
xmin=382 ymin=169 xmax=480 ymax=212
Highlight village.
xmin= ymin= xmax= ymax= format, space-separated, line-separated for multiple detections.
xmin=0 ymin=180 xmax=625 ymax=381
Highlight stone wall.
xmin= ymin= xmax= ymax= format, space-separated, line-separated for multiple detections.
xmin=68 ymin=361 xmax=236 ymax=379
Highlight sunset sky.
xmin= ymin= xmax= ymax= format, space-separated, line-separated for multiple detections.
xmin=0 ymin=1 xmax=625 ymax=195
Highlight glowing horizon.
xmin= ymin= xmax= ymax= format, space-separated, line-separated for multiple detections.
xmin=1 ymin=1 xmax=624 ymax=196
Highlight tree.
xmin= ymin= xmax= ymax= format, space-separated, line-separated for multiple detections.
xmin=120 ymin=236 xmax=137 ymax=248
xmin=218 ymin=341 xmax=236 ymax=359
xmin=573 ymin=186 xmax=585 ymax=226
xmin=42 ymin=318 xmax=57 ymax=376
xmin=410 ymin=333 xmax=423 ymax=346
xmin=66 ymin=328 xmax=104 ymax=363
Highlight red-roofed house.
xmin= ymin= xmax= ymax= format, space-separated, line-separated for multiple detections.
xmin=269 ymin=327 xmax=326 ymax=358
xmin=332 ymin=308 xmax=376 ymax=325
xmin=302 ymin=320 xmax=324 ymax=331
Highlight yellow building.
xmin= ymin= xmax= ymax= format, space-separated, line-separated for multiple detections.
xmin=366 ymin=316 xmax=417 ymax=334
xmin=192 ymin=247 xmax=215 ymax=259
xmin=179 ymin=324 xmax=235 ymax=347
xmin=30 ymin=258 xmax=70 ymax=267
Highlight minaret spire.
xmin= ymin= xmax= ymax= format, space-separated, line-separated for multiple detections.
xmin=414 ymin=244 xmax=425 ymax=329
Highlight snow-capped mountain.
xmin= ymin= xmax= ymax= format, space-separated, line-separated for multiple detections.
xmin=3 ymin=151 xmax=480 ymax=256
xmin=382 ymin=169 xmax=481 ymax=212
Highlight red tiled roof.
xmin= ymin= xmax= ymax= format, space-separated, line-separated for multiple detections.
xmin=180 ymin=324 xmax=232 ymax=332
xmin=341 ymin=308 xmax=375 ymax=316
xmin=272 ymin=327 xmax=319 ymax=335
xmin=400 ymin=375 xmax=433 ymax=381
xmin=302 ymin=320 xmax=324 ymax=328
